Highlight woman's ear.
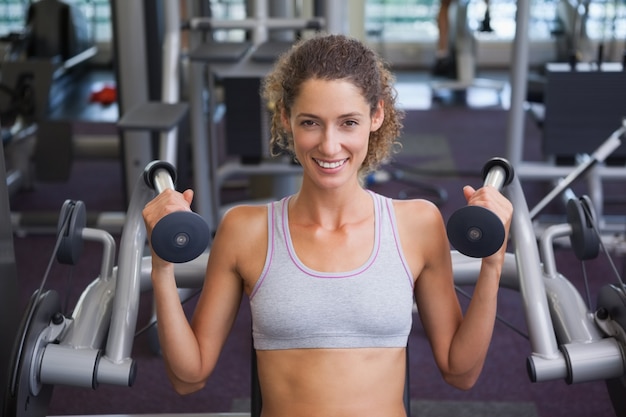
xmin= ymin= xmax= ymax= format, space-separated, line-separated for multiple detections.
xmin=371 ymin=100 xmax=385 ymax=132
xmin=280 ymin=108 xmax=292 ymax=133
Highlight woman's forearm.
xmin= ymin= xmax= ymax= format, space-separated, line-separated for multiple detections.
xmin=151 ymin=265 xmax=209 ymax=392
xmin=445 ymin=259 xmax=503 ymax=389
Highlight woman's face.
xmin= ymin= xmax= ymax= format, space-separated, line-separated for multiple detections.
xmin=282 ymin=78 xmax=384 ymax=190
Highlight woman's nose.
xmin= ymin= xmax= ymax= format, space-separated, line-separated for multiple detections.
xmin=318 ymin=128 xmax=341 ymax=155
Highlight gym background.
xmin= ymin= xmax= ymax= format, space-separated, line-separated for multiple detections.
xmin=2 ymin=0 xmax=625 ymax=67
xmin=2 ymin=1 xmax=626 ymax=417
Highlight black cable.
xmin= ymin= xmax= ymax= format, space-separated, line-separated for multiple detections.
xmin=9 ymin=208 xmax=72 ymax=392
xmin=455 ymin=286 xmax=530 ymax=340
xmin=581 ymin=202 xmax=624 ymax=287
xmin=36 ymin=206 xmax=73 ymax=298
xmin=580 ymin=260 xmax=593 ymax=311
xmin=63 ymin=268 xmax=75 ymax=317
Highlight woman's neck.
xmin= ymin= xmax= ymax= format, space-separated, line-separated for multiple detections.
xmin=289 ymin=185 xmax=373 ymax=230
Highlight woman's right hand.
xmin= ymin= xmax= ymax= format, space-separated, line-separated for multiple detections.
xmin=142 ymin=188 xmax=195 ymax=267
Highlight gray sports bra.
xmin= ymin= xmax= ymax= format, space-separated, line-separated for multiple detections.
xmin=249 ymin=192 xmax=414 ymax=350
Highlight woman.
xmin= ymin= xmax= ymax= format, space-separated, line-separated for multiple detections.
xmin=143 ymin=33 xmax=513 ymax=417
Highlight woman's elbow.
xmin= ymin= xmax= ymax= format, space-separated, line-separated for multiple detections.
xmin=442 ymin=371 xmax=480 ymax=391
xmin=171 ymin=379 xmax=207 ymax=396
xmin=166 ymin=362 xmax=215 ymax=395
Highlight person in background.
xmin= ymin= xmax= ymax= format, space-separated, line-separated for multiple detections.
xmin=433 ymin=0 xmax=493 ymax=77
xmin=143 ymin=33 xmax=512 ymax=417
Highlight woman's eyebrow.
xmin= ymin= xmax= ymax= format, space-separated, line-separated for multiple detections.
xmin=296 ymin=112 xmax=364 ymax=119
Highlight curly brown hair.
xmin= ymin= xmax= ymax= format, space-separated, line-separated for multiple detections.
xmin=261 ymin=33 xmax=404 ymax=176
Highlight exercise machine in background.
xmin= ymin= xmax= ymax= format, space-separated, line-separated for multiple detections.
xmin=506 ymin=0 xmax=626 ymax=256
xmin=3 ymin=151 xmax=626 ymax=416
xmin=1 ymin=0 xmax=97 ymax=195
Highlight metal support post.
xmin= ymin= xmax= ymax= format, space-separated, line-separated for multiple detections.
xmin=504 ymin=0 xmax=531 ymax=167
xmin=111 ymin=0 xmax=157 ymax=202
xmin=0 ymin=141 xmax=20 ymax=415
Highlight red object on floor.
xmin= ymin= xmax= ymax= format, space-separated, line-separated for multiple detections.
xmin=89 ymin=84 xmax=117 ymax=105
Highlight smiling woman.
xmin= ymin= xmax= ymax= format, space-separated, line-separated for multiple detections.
xmin=142 ymin=33 xmax=513 ymax=417
xmin=279 ymin=78 xmax=385 ymax=189
xmin=262 ymin=34 xmax=404 ymax=181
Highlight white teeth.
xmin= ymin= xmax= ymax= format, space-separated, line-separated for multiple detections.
xmin=315 ymin=159 xmax=346 ymax=169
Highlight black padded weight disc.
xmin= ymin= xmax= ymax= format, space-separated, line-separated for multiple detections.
xmin=151 ymin=211 xmax=209 ymax=263
xmin=447 ymin=205 xmax=505 ymax=258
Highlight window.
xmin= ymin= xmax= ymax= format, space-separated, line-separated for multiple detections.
xmin=364 ymin=0 xmax=626 ymax=43
xmin=0 ymin=0 xmax=111 ymax=43
xmin=2 ymin=1 xmax=623 ymax=64
xmin=364 ymin=0 xmax=557 ymax=42
xmin=0 ymin=0 xmax=28 ymax=37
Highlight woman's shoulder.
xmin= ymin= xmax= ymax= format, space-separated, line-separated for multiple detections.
xmin=389 ymin=197 xmax=444 ymax=231
xmin=388 ymin=196 xmax=440 ymax=214
xmin=220 ymin=203 xmax=270 ymax=232
xmin=212 ymin=203 xmax=270 ymax=262
xmin=387 ymin=197 xmax=450 ymax=275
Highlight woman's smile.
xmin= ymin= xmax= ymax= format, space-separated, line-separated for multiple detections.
xmin=313 ymin=158 xmax=349 ymax=169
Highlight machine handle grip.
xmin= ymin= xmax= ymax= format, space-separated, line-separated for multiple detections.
xmin=144 ymin=161 xmax=210 ymax=263
xmin=446 ymin=158 xmax=514 ymax=258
